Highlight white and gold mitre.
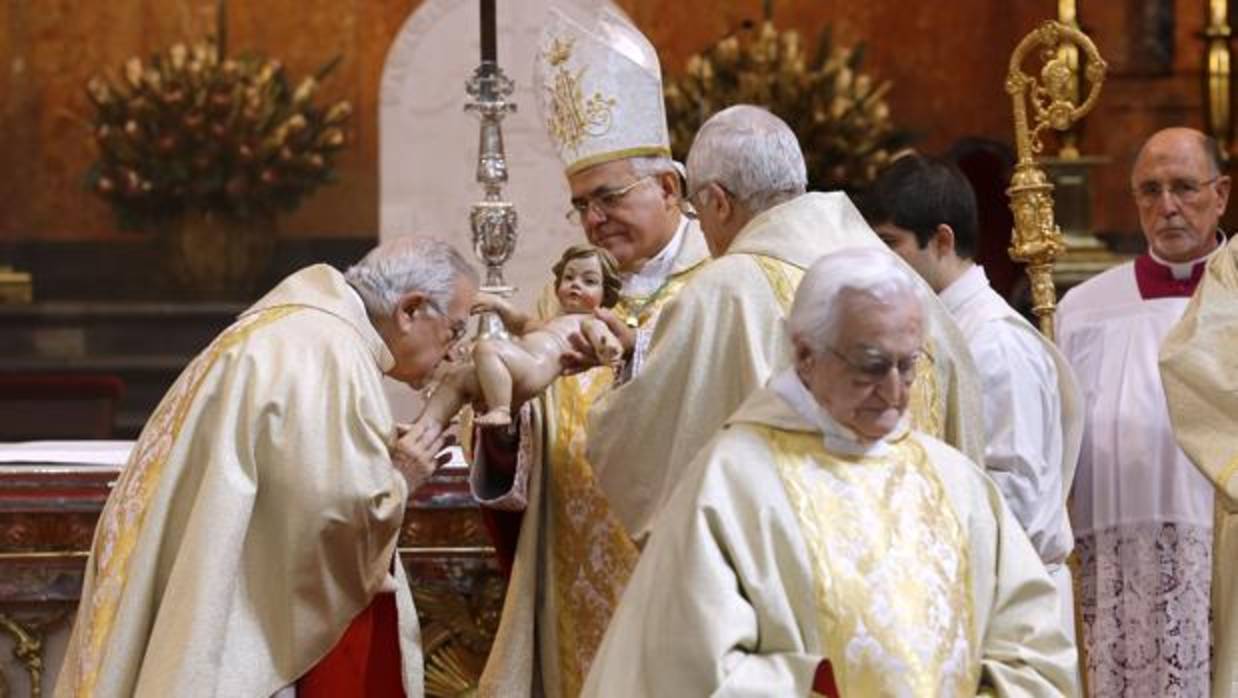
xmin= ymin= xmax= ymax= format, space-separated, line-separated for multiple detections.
xmin=534 ymin=7 xmax=671 ymax=175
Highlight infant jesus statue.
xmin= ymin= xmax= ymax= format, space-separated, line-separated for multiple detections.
xmin=415 ymin=244 xmax=625 ymax=432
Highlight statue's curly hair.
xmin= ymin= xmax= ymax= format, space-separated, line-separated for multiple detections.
xmin=551 ymin=244 xmax=622 ymax=309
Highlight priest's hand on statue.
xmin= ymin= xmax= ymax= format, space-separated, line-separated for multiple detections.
xmin=391 ymin=420 xmax=456 ymax=490
xmin=560 ymin=307 xmax=634 ymax=375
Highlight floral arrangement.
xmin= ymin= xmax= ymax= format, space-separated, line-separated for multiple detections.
xmin=84 ymin=28 xmax=351 ymax=232
xmin=664 ymin=21 xmax=912 ymax=192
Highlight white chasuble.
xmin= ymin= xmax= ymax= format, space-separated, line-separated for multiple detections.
xmin=1160 ymin=235 xmax=1238 ymax=698
xmin=581 ymin=377 xmax=1077 ymax=698
xmin=56 ymin=266 xmax=422 ymax=698
xmin=586 ymin=192 xmax=987 ymax=544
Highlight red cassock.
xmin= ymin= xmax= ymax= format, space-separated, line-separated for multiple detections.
xmin=298 ymin=593 xmax=406 ymax=697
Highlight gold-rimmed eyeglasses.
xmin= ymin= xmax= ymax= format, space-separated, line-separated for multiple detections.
xmin=1133 ymin=177 xmax=1221 ymax=207
xmin=566 ymin=176 xmax=654 ymax=224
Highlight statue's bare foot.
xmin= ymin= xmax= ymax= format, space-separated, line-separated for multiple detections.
xmin=476 ymin=406 xmax=512 ymax=427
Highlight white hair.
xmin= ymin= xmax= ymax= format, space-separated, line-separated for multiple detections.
xmin=344 ymin=236 xmax=478 ymax=317
xmin=686 ymin=105 xmax=808 ymax=214
xmin=788 ymin=246 xmax=924 ymax=354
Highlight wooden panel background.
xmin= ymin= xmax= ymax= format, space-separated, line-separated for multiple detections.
xmin=0 ymin=0 xmax=1225 ymax=245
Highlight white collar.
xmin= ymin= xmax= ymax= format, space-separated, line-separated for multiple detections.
xmin=1148 ymin=233 xmax=1226 ymax=280
xmin=769 ymin=368 xmax=906 ymax=458
xmin=621 ymin=215 xmax=687 ymax=297
xmin=938 ymin=263 xmax=987 ymax=315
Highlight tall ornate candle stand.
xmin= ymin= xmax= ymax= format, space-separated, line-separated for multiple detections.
xmin=465 ymin=63 xmax=518 ymax=340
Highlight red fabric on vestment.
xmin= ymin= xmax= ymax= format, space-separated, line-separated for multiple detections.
xmin=1134 ymin=253 xmax=1206 ymax=300
xmin=477 ymin=427 xmax=525 ymax=576
xmin=810 ymin=659 xmax=841 ymax=698
xmin=298 ymin=593 xmax=405 ymax=698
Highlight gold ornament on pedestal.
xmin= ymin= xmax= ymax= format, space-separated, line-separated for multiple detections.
xmin=664 ymin=20 xmax=911 ymax=192
xmin=1005 ymin=20 xmax=1107 ymax=339
xmin=82 ymin=1 xmax=352 ymax=298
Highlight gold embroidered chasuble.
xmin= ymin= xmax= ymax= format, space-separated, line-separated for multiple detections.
xmin=474 ymin=221 xmax=710 ymax=698
xmin=587 ymin=192 xmax=986 ymax=543
xmin=56 ymin=265 xmax=423 ymax=698
xmin=581 ymin=381 xmax=1078 ymax=697
xmin=1160 ymin=235 xmax=1238 ymax=698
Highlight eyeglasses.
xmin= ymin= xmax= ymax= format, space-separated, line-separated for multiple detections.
xmin=423 ymin=301 xmax=468 ymax=346
xmin=827 ymin=345 xmax=922 ymax=386
xmin=685 ymin=181 xmax=723 ymax=209
xmin=1133 ymin=177 xmax=1220 ymax=206
xmin=566 ymin=176 xmax=653 ymax=223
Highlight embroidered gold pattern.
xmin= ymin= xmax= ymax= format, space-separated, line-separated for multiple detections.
xmin=765 ymin=427 xmax=978 ymax=697
xmin=542 ymin=35 xmax=617 ymax=154
xmin=69 ymin=307 xmax=299 ymax=695
xmin=908 ymin=337 xmax=944 ymax=439
xmin=544 ymin=277 xmax=700 ymax=697
xmin=750 ymin=254 xmax=806 ymax=311
xmin=617 ymin=259 xmax=707 ymax=329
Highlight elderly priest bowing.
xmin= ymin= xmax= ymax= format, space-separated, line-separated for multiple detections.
xmin=581 ymin=247 xmax=1077 ymax=698
xmin=56 ymin=237 xmax=478 ymax=698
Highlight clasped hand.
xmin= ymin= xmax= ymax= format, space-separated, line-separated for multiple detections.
xmin=390 ymin=421 xmax=456 ymax=488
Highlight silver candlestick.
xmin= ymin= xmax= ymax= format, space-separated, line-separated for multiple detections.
xmin=465 ymin=62 xmax=518 ymax=340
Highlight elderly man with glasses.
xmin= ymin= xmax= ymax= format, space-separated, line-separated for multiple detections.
xmin=582 ymin=247 xmax=1078 ymax=698
xmin=466 ymin=8 xmax=712 ymax=698
xmin=57 ymin=237 xmax=478 ymax=697
xmin=1057 ymin=127 xmax=1229 ymax=696
xmin=586 ymin=105 xmax=986 ymax=547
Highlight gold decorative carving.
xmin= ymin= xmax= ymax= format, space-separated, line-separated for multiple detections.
xmin=414 ymin=575 xmax=505 ymax=698
xmin=1205 ymin=0 xmax=1233 ymax=157
xmin=399 ymin=508 xmax=489 ymax=548
xmin=1005 ymin=20 xmax=1107 ymax=339
xmin=0 ymin=611 xmax=69 ymax=698
xmin=0 ymin=513 xmax=101 ymax=553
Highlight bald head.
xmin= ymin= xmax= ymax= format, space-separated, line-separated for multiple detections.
xmin=1130 ymin=127 xmax=1229 ymax=262
xmin=1134 ymin=128 xmax=1223 ymax=177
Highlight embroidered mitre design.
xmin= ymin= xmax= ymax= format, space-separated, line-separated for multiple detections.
xmin=541 ymin=36 xmax=616 ymax=154
xmin=535 ymin=7 xmax=671 ymax=175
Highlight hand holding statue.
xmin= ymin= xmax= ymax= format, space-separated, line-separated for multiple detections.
xmin=413 ymin=244 xmax=625 ymax=436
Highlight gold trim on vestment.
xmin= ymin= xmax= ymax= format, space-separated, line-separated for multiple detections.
xmin=615 ymin=259 xmax=707 ymax=329
xmin=749 ymin=254 xmax=806 ymax=311
xmin=765 ymin=426 xmax=978 ymax=696
xmin=908 ymin=339 xmax=944 ymax=439
xmin=564 ymin=146 xmax=673 ymax=176
xmin=546 ymin=367 xmax=636 ymax=698
xmin=70 ymin=307 xmax=299 ymax=696
xmin=1221 ymin=454 xmax=1238 ymax=494
xmin=543 ymin=272 xmax=701 ymax=696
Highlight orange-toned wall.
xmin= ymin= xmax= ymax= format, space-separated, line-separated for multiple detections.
xmin=0 ymin=1 xmax=1225 ymax=243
